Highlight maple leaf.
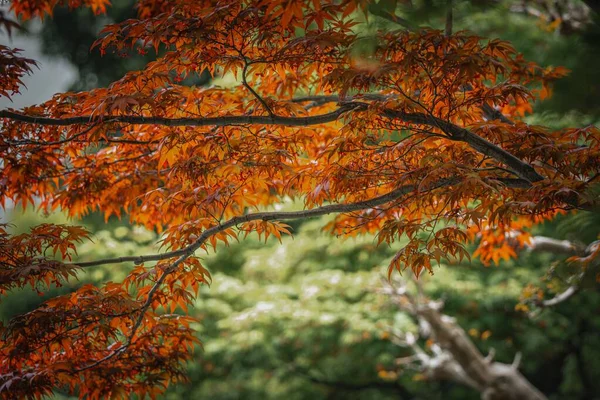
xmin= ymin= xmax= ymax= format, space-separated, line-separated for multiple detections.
xmin=0 ymin=0 xmax=599 ymax=398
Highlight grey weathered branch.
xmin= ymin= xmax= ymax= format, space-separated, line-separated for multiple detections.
xmin=382 ymin=280 xmax=547 ymax=400
xmin=522 ymin=237 xmax=600 ymax=308
xmin=539 ymin=285 xmax=580 ymax=307
xmin=525 ymin=236 xmax=585 ymax=256
xmin=510 ymin=0 xmax=594 ymax=33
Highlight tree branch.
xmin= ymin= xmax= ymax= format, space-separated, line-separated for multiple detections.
xmin=539 ymin=285 xmax=580 ymax=307
xmin=75 ymin=242 xmax=200 ymax=372
xmin=242 ymin=61 xmax=274 ymax=117
xmin=74 ymin=177 xmax=464 ymax=371
xmin=0 ymin=100 xmax=545 ymax=183
xmin=73 ymin=177 xmax=460 ymax=268
xmin=293 ymin=95 xmax=543 ymax=183
xmin=0 ymin=106 xmax=359 ymax=128
xmin=383 ymin=280 xmax=548 ymax=400
xmin=525 ymin=236 xmax=585 ymax=256
xmin=520 ymin=237 xmax=599 ymax=309
xmin=72 ymin=175 xmax=535 ymax=271
xmin=380 ymin=108 xmax=544 ymax=183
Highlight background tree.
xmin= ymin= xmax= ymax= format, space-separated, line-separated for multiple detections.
xmin=0 ymin=0 xmax=599 ymax=399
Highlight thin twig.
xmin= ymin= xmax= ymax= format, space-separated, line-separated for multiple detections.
xmin=242 ymin=61 xmax=274 ymax=117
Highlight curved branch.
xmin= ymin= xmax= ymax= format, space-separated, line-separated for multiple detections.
xmin=242 ymin=61 xmax=274 ymax=116
xmin=526 ymin=238 xmax=599 ymax=309
xmin=295 ymin=95 xmax=541 ymax=182
xmin=71 ymin=174 xmax=540 ymax=372
xmin=539 ymin=285 xmax=580 ymax=307
xmin=1 ymin=100 xmax=544 ymax=183
xmin=383 ymin=280 xmax=548 ymax=400
xmin=74 ymin=251 xmax=191 ymax=372
xmin=0 ymin=106 xmax=359 ymax=128
xmin=74 ymin=177 xmax=460 ymax=268
xmin=381 ymin=108 xmax=544 ymax=182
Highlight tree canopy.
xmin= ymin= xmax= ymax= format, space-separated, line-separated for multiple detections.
xmin=0 ymin=0 xmax=599 ymax=398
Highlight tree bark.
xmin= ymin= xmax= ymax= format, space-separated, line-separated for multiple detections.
xmin=418 ymin=306 xmax=547 ymax=400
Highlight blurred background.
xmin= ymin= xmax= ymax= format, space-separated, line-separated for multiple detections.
xmin=1 ymin=1 xmax=600 ymax=399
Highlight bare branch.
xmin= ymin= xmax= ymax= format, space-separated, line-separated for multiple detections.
xmin=511 ymin=352 xmax=522 ymax=370
xmin=538 ymin=280 xmax=581 ymax=308
xmin=523 ymin=238 xmax=599 ymax=309
xmin=526 ymin=236 xmax=585 ymax=256
xmin=383 ymin=280 xmax=548 ymax=400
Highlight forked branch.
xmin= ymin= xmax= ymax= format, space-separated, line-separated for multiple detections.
xmin=381 ymin=279 xmax=547 ymax=400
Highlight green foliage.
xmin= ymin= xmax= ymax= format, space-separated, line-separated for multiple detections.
xmin=5 ymin=204 xmax=599 ymax=399
xmin=166 ymin=210 xmax=600 ymax=399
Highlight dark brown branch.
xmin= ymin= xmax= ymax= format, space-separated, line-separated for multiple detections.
xmin=0 ymin=106 xmax=358 ymax=128
xmin=380 ymin=108 xmax=544 ymax=182
xmin=74 ymin=250 xmax=191 ymax=372
xmin=0 ymin=100 xmax=544 ymax=183
xmin=481 ymin=103 xmax=514 ymax=125
xmin=73 ymin=177 xmax=458 ymax=371
xmin=292 ymin=95 xmax=542 ymax=183
xmin=73 ymin=177 xmax=460 ymax=268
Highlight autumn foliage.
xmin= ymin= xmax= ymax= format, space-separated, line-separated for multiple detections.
xmin=0 ymin=0 xmax=599 ymax=398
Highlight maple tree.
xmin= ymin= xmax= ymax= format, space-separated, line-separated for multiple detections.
xmin=0 ymin=0 xmax=599 ymax=398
